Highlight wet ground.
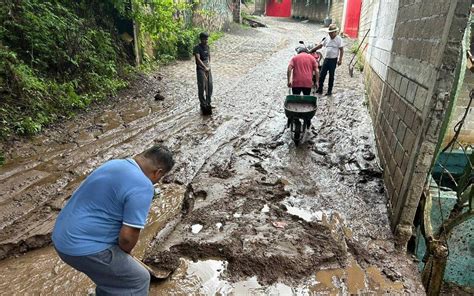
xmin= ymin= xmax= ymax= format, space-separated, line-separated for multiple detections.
xmin=0 ymin=18 xmax=424 ymax=294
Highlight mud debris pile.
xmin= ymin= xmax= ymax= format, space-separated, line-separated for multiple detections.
xmin=145 ymin=179 xmax=351 ymax=284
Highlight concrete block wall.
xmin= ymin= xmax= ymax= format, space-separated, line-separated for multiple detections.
xmin=444 ymin=18 xmax=474 ymax=146
xmin=329 ymin=0 xmax=344 ymax=27
xmin=358 ymin=0 xmax=377 ymax=52
xmin=362 ymin=0 xmax=471 ymax=246
xmin=365 ymin=0 xmax=398 ymax=80
xmin=448 ymin=71 xmax=474 ymax=145
xmin=291 ymin=0 xmax=327 ymax=22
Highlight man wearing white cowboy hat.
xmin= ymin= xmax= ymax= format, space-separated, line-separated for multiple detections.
xmin=310 ymin=24 xmax=344 ymax=96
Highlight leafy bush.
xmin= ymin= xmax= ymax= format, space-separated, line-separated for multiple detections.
xmin=0 ymin=0 xmax=130 ymax=138
xmin=0 ymin=0 xmax=226 ymax=140
xmin=177 ymin=28 xmax=200 ymax=59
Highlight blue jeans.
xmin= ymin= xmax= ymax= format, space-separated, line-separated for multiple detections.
xmin=56 ymin=245 xmax=150 ymax=296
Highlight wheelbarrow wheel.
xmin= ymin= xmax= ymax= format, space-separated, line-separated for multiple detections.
xmin=293 ymin=119 xmax=301 ymax=146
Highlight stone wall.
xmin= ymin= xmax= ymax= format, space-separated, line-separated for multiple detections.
xmin=254 ymin=0 xmax=266 ymax=15
xmin=193 ymin=0 xmax=234 ymax=30
xmin=362 ymin=0 xmax=471 ymax=246
xmin=329 ymin=0 xmax=345 ymax=27
xmin=291 ymin=0 xmax=327 ymax=22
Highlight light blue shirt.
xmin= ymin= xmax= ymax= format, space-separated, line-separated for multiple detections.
xmin=52 ymin=159 xmax=154 ymax=256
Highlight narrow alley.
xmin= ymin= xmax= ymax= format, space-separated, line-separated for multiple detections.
xmin=0 ymin=18 xmax=426 ymax=294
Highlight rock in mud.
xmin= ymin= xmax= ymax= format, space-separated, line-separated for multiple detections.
xmin=154 ymin=92 xmax=165 ymax=101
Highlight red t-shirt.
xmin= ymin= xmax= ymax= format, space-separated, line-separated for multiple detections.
xmin=289 ymin=53 xmax=318 ymax=88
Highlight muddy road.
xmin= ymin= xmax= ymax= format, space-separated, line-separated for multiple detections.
xmin=0 ymin=18 xmax=423 ymax=294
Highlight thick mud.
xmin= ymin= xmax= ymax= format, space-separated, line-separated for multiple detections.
xmin=0 ymin=18 xmax=424 ymax=294
xmin=145 ymin=179 xmax=346 ymax=284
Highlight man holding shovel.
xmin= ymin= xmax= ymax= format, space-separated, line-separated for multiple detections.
xmin=194 ymin=32 xmax=213 ymax=115
xmin=310 ymin=24 xmax=344 ymax=96
xmin=52 ymin=145 xmax=174 ymax=295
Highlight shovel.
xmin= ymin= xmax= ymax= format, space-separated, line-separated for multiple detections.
xmin=202 ymin=69 xmax=212 ymax=115
xmin=348 ymin=29 xmax=370 ymax=77
xmin=132 ymin=255 xmax=172 ymax=280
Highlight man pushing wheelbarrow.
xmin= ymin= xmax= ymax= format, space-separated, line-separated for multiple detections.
xmin=194 ymin=32 xmax=213 ymax=115
xmin=285 ymin=44 xmax=319 ymax=146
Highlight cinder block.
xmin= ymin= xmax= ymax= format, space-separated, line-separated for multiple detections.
xmin=397 ymin=99 xmax=408 ymax=118
xmin=404 ymin=105 xmax=416 ymax=127
xmin=395 ymin=141 xmax=405 ymax=165
xmin=387 ymin=106 xmax=395 ymax=129
xmin=429 ymin=40 xmax=442 ymax=61
xmin=415 ymin=111 xmax=425 ymax=132
xmin=421 ymin=2 xmax=434 ymax=18
xmin=397 ymin=121 xmax=408 ymax=143
xmin=399 ymin=76 xmax=409 ymax=98
xmin=389 ymin=154 xmax=397 ymax=176
xmin=385 ymin=174 xmax=395 ymax=200
xmin=387 ymin=90 xmax=394 ymax=107
xmin=406 ymin=81 xmax=418 ymax=104
xmin=391 ymin=113 xmax=401 ymax=133
xmin=400 ymin=39 xmax=408 ymax=56
xmin=420 ymin=19 xmax=429 ymax=40
xmin=401 ymin=152 xmax=410 ymax=175
xmin=414 ymin=87 xmax=427 ymax=111
xmin=394 ymin=166 xmax=404 ymax=193
xmin=403 ymin=129 xmax=417 ymax=152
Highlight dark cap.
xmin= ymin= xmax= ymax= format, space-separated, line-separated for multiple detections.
xmin=199 ymin=32 xmax=209 ymax=39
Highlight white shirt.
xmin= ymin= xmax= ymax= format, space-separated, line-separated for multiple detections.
xmin=323 ymin=35 xmax=344 ymax=59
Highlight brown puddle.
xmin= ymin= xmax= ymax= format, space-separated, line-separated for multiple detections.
xmin=0 ymin=184 xmax=185 ymax=295
xmin=149 ymin=257 xmax=404 ymax=295
xmin=311 ymin=259 xmax=404 ymax=295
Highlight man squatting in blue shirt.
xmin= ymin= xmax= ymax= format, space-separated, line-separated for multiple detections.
xmin=52 ymin=145 xmax=174 ymax=295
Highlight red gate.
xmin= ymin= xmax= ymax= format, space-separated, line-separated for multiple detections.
xmin=266 ymin=0 xmax=291 ymax=17
xmin=344 ymin=0 xmax=362 ymax=38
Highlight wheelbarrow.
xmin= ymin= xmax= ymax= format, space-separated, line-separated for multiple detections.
xmin=284 ymin=94 xmax=317 ymax=146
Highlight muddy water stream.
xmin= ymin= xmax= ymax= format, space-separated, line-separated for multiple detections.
xmin=0 ymin=17 xmax=423 ymax=294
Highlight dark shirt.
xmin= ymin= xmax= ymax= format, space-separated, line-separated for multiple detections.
xmin=193 ymin=44 xmax=210 ymax=69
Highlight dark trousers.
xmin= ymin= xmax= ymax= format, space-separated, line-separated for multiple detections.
xmin=292 ymin=87 xmax=311 ymax=95
xmin=197 ymin=68 xmax=213 ymax=108
xmin=317 ymin=58 xmax=337 ymax=94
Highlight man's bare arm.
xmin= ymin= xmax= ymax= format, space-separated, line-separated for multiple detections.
xmin=118 ymin=225 xmax=141 ymax=253
xmin=309 ymin=44 xmax=323 ymax=53
xmin=287 ymin=65 xmax=293 ymax=87
xmin=194 ymin=53 xmax=208 ymax=71
xmin=338 ymin=47 xmax=344 ymax=65
xmin=314 ymin=69 xmax=319 ymax=88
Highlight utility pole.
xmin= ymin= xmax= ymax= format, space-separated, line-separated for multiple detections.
xmin=130 ymin=0 xmax=141 ymax=66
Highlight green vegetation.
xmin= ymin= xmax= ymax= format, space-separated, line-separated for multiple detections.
xmin=0 ymin=0 xmax=225 ymax=142
xmin=0 ymin=0 xmax=131 ymax=138
xmin=349 ymin=41 xmax=364 ymax=72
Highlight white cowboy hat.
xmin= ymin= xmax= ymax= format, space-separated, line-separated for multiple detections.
xmin=319 ymin=24 xmax=339 ymax=33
